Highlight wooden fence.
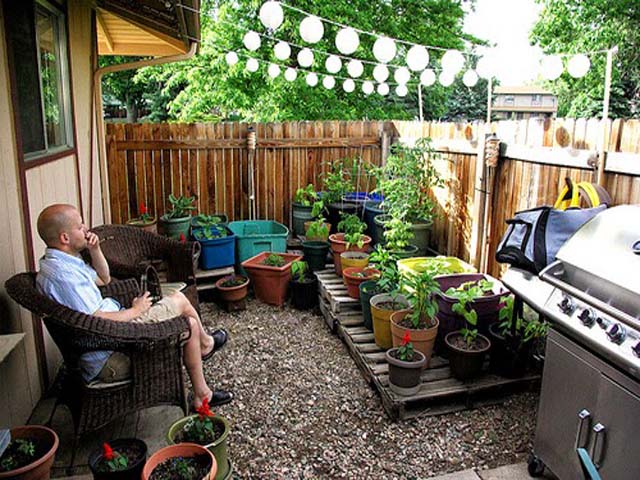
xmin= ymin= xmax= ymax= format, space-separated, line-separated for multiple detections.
xmin=105 ymin=118 xmax=640 ymax=276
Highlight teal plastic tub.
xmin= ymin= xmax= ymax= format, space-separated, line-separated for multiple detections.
xmin=228 ymin=220 xmax=289 ymax=273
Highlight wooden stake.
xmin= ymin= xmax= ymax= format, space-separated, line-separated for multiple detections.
xmin=597 ymin=46 xmax=617 ymax=186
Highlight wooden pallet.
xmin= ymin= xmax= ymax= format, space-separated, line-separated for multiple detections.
xmin=316 ymin=268 xmax=361 ymax=314
xmin=195 ymin=266 xmax=235 ymax=292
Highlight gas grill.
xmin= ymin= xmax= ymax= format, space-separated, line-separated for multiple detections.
xmin=501 ymin=205 xmax=640 ymax=479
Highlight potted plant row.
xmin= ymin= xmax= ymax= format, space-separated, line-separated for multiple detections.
xmin=0 ymin=425 xmax=59 ymax=480
xmin=241 ymin=252 xmax=302 ymax=306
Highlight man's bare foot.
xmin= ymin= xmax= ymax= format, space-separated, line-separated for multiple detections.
xmin=200 ymin=335 xmax=215 ymax=358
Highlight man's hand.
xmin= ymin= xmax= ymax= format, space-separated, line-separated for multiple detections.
xmin=132 ymin=292 xmax=152 ymax=316
xmin=85 ymin=231 xmax=100 ymax=251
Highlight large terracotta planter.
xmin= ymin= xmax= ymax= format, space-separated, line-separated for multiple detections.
xmin=342 ymin=267 xmax=380 ymax=299
xmin=390 ymin=310 xmax=439 ymax=368
xmin=0 ymin=425 xmax=59 ymax=480
xmin=369 ymin=293 xmax=409 ymax=349
xmin=88 ymin=438 xmax=147 ymax=480
xmin=340 ymin=252 xmax=370 ymax=283
xmin=126 ymin=219 xmax=157 ymax=234
xmin=328 ymin=233 xmax=371 ymax=276
xmin=386 ymin=348 xmax=426 ymax=396
xmin=167 ymin=415 xmax=231 ymax=480
xmin=241 ymin=252 xmax=303 ymax=306
xmin=445 ymin=331 xmax=491 ymax=380
xmin=142 ymin=443 xmax=216 ymax=480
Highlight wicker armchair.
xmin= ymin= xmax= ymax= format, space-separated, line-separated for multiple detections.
xmin=89 ymin=224 xmax=201 ymax=310
xmin=4 ymin=273 xmax=190 ymax=451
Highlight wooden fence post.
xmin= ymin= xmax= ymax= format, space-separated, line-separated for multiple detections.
xmin=469 ymin=123 xmax=488 ymax=271
xmin=247 ymin=126 xmax=257 ymax=220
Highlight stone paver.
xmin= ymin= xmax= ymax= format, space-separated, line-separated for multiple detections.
xmin=478 ymin=462 xmax=530 ymax=479
xmin=428 ymin=469 xmax=481 ymax=480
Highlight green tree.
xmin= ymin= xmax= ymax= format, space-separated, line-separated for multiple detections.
xmin=100 ymin=56 xmax=151 ymax=123
xmin=530 ymin=0 xmax=639 ymax=118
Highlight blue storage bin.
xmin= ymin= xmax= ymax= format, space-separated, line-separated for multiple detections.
xmin=228 ymin=220 xmax=289 ymax=273
xmin=191 ymin=225 xmax=235 ymax=269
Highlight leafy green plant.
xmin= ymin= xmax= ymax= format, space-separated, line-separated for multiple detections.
xmin=220 ymin=275 xmax=247 ymax=288
xmin=100 ymin=443 xmax=129 ymax=472
xmin=402 ymin=270 xmax=441 ymax=329
xmin=165 ymin=194 xmax=196 ymax=219
xmin=397 ymin=331 xmax=415 ymax=361
xmin=192 ymin=214 xmax=223 ymax=227
xmin=383 ymin=216 xmax=415 ymax=251
xmin=498 ymin=295 xmax=548 ymax=344
xmin=306 ymin=219 xmax=329 ymax=239
xmin=370 ymin=245 xmax=400 ymax=293
xmin=310 ymin=200 xmax=326 ymax=219
xmin=294 ymin=184 xmax=318 ymax=206
xmin=192 ymin=226 xmax=227 ymax=240
xmin=291 ymin=261 xmax=309 ymax=282
xmin=446 ymin=279 xmax=494 ymax=347
xmin=337 ymin=213 xmax=367 ymax=249
xmin=182 ymin=398 xmax=218 ymax=444
xmin=321 ymin=156 xmax=373 ymax=203
xmin=174 ymin=458 xmax=198 ymax=479
xmin=131 ymin=202 xmax=154 ymax=223
xmin=0 ymin=439 xmax=36 ymax=472
xmin=262 ymin=253 xmax=286 ymax=267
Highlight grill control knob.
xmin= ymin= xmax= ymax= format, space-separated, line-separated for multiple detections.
xmin=558 ymin=295 xmax=575 ymax=314
xmin=633 ymin=342 xmax=640 ymax=358
xmin=578 ymin=308 xmax=596 ymax=327
xmin=606 ymin=323 xmax=627 ymax=344
xmin=596 ymin=317 xmax=609 ymax=329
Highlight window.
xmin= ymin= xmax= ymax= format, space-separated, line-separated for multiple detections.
xmin=4 ymin=0 xmax=74 ymax=160
xmin=504 ymin=95 xmax=515 ymax=106
xmin=532 ymin=94 xmax=542 ymax=105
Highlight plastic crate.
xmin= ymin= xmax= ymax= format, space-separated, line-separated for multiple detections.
xmin=398 ymin=256 xmax=476 ymax=278
xmin=228 ymin=220 xmax=289 ymax=272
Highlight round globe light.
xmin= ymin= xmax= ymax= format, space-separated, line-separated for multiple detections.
xmin=347 ymin=59 xmax=364 ymax=78
xmin=475 ymin=54 xmax=495 ymax=79
xmin=441 ymin=49 xmax=465 ymax=73
xmin=305 ymin=72 xmax=318 ymax=87
xmin=362 ymin=81 xmax=374 ymax=95
xmin=406 ymin=45 xmax=429 ymax=71
xmin=243 ymin=31 xmax=261 ymax=51
xmin=284 ymin=68 xmax=297 ymax=82
xmin=567 ymin=54 xmax=590 ymax=78
xmin=225 ymin=51 xmax=239 ymax=66
xmin=259 ymin=1 xmax=284 ymax=30
xmin=343 ymin=79 xmax=355 ymax=93
xmin=373 ymin=64 xmax=389 ymax=83
xmin=394 ymin=66 xmax=411 ymax=85
xmin=322 ymin=75 xmax=335 ymax=89
xmin=373 ymin=37 xmax=397 ymax=63
xmin=462 ymin=69 xmax=479 ymax=87
xmin=396 ymin=84 xmax=408 ymax=97
xmin=299 ymin=15 xmax=324 ymax=44
xmin=325 ymin=55 xmax=342 ymax=74
xmin=439 ymin=71 xmax=454 ymax=86
xmin=267 ymin=63 xmax=281 ymax=78
xmin=245 ymin=58 xmax=259 ymax=72
xmin=335 ymin=27 xmax=360 ymax=55
xmin=273 ymin=41 xmax=291 ymax=60
xmin=297 ymin=48 xmax=314 ymax=67
xmin=540 ymin=55 xmax=564 ymax=80
xmin=420 ymin=69 xmax=436 ymax=86
xmin=377 ymin=83 xmax=390 ymax=96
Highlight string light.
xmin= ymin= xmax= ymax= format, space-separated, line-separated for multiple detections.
xmin=305 ymin=72 xmax=318 ymax=86
xmin=299 ymin=15 xmax=324 ymax=43
xmin=322 ymin=75 xmax=335 ymax=89
xmin=273 ymin=41 xmax=291 ymax=60
xmin=297 ymin=48 xmax=314 ymax=67
xmin=377 ymin=83 xmax=390 ymax=96
xmin=259 ymin=1 xmax=284 ymax=30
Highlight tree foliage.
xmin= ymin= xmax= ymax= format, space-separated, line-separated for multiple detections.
xmin=531 ymin=0 xmax=640 ymax=118
xmin=100 ymin=56 xmax=151 ymax=122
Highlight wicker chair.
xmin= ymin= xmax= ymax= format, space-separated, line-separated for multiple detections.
xmin=4 ymin=273 xmax=191 ymax=464
xmin=88 ymin=224 xmax=201 ymax=310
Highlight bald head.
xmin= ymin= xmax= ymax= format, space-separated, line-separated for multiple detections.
xmin=37 ymin=204 xmax=79 ymax=248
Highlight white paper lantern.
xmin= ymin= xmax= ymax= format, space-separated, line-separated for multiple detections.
xmin=441 ymin=49 xmax=465 ymax=73
xmin=406 ymin=45 xmax=429 ymax=71
xmin=297 ymin=48 xmax=314 ymax=68
xmin=475 ymin=55 xmax=495 ymax=80
xmin=343 ymin=79 xmax=355 ymax=93
xmin=325 ymin=55 xmax=342 ymax=74
xmin=395 ymin=84 xmax=408 ymax=97
xmin=394 ymin=66 xmax=411 ymax=85
xmin=273 ymin=41 xmax=291 ymax=60
xmin=567 ymin=54 xmax=590 ymax=78
xmin=347 ymin=59 xmax=364 ymax=78
xmin=267 ymin=63 xmax=281 ymax=78
xmin=243 ymin=31 xmax=261 ymax=51
xmin=246 ymin=58 xmax=259 ymax=72
xmin=377 ymin=82 xmax=390 ymax=95
xmin=322 ymin=75 xmax=335 ymax=89
xmin=284 ymin=67 xmax=297 ymax=82
xmin=540 ymin=55 xmax=564 ymax=80
xmin=225 ymin=51 xmax=239 ymax=66
xmin=305 ymin=72 xmax=318 ymax=86
xmin=373 ymin=64 xmax=389 ymax=83
xmin=462 ymin=69 xmax=479 ymax=87
xmin=362 ymin=81 xmax=374 ymax=95
xmin=259 ymin=1 xmax=284 ymax=30
xmin=420 ymin=69 xmax=436 ymax=86
xmin=439 ymin=71 xmax=454 ymax=86
xmin=373 ymin=37 xmax=397 ymax=63
xmin=335 ymin=27 xmax=360 ymax=55
xmin=300 ymin=16 xmax=324 ymax=44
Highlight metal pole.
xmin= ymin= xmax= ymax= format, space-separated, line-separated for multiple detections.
xmin=247 ymin=126 xmax=257 ymax=220
xmin=597 ymin=46 xmax=617 ymax=186
xmin=486 ymin=77 xmax=493 ymax=123
xmin=418 ymin=84 xmax=424 ymax=122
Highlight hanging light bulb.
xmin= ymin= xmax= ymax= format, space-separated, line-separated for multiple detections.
xmin=299 ymin=16 xmax=324 ymax=44
xmin=343 ymin=79 xmax=355 ymax=93
xmin=567 ymin=54 xmax=590 ymax=78
xmin=406 ymin=45 xmax=429 ymax=71
xmin=284 ymin=67 xmax=297 ymax=82
xmin=441 ymin=49 xmax=465 ymax=74
xmin=225 ymin=51 xmax=239 ymax=66
xmin=335 ymin=27 xmax=360 ymax=55
xmin=273 ymin=41 xmax=291 ymax=60
xmin=439 ymin=70 xmax=454 ymax=86
xmin=259 ymin=1 xmax=284 ymax=31
xmin=420 ymin=69 xmax=436 ymax=86
xmin=373 ymin=64 xmax=389 ymax=83
xmin=540 ymin=55 xmax=564 ymax=80
xmin=243 ymin=31 xmax=261 ymax=51
xmin=322 ymin=75 xmax=335 ymax=89
xmin=267 ymin=63 xmax=281 ymax=78
xmin=246 ymin=58 xmax=259 ymax=72
xmin=377 ymin=83 xmax=390 ymax=95
xmin=395 ymin=84 xmax=408 ymax=97
xmin=297 ymin=48 xmax=314 ymax=68
xmin=347 ymin=59 xmax=364 ymax=78
xmin=325 ymin=55 xmax=342 ymax=74
xmin=305 ymin=72 xmax=318 ymax=86
xmin=394 ymin=66 xmax=411 ymax=85
xmin=373 ymin=37 xmax=397 ymax=63
xmin=362 ymin=81 xmax=374 ymax=95
xmin=462 ymin=69 xmax=479 ymax=87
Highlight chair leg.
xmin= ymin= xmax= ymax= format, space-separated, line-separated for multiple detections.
xmin=65 ymin=434 xmax=81 ymax=477
xmin=45 ymin=397 xmax=61 ymax=427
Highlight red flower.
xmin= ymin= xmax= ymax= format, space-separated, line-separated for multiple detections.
xmin=179 ymin=232 xmax=186 ymax=243
xmin=195 ymin=397 xmax=214 ymax=419
xmin=139 ymin=203 xmax=147 ymax=214
xmin=402 ymin=331 xmax=411 ymax=345
xmin=102 ymin=443 xmax=114 ymax=461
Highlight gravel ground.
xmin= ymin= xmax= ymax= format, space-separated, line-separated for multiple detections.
xmin=198 ymin=298 xmax=539 ymax=479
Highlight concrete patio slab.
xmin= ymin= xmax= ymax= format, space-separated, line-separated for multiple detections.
xmin=428 ymin=469 xmax=481 ymax=480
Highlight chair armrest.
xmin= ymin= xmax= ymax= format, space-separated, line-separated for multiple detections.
xmin=99 ymin=278 xmax=140 ymax=307
xmin=166 ymin=240 xmax=199 ymax=284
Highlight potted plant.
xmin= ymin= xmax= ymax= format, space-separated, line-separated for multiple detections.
xmin=340 ymin=251 xmax=370 ymax=277
xmin=191 ymin=214 xmax=228 ymax=229
xmin=302 ymin=239 xmax=330 ymax=272
xmin=141 ymin=443 xmax=216 ymax=480
xmin=304 ymin=201 xmax=331 ymax=242
xmin=126 ymin=202 xmax=157 ymax=233
xmin=88 ymin=439 xmax=148 ymax=480
xmin=191 ymin=224 xmax=236 ymax=270
xmin=329 ymin=213 xmax=371 ymax=276
xmin=358 ymin=246 xmax=394 ymax=331
xmin=489 ymin=295 xmax=548 ymax=378
xmin=0 ymin=425 xmax=59 ymax=480
xmin=390 ymin=270 xmax=441 ymax=367
xmin=241 ymin=252 xmax=303 ymax=306
xmin=369 ymin=261 xmax=409 ymax=350
xmin=215 ymin=275 xmax=249 ymax=311
xmin=289 ymin=261 xmax=318 ymax=310
xmin=342 ymin=266 xmax=381 ymax=299
xmin=166 ymin=399 xmax=230 ymax=480
xmin=321 ymin=157 xmax=359 ymax=233
xmin=382 ymin=216 xmax=419 ymax=259
xmin=386 ymin=332 xmax=427 ymax=396
xmin=292 ymin=184 xmax=318 ymax=237
xmin=159 ymin=194 xmax=196 ymax=240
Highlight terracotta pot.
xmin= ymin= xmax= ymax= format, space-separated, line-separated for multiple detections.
xmin=445 ymin=331 xmax=491 ymax=380
xmin=215 ymin=275 xmax=249 ymax=302
xmin=369 ymin=293 xmax=409 ymax=349
xmin=328 ymin=233 xmax=371 ymax=276
xmin=303 ymin=221 xmax=331 ymax=242
xmin=126 ymin=219 xmax=157 ymax=234
xmin=390 ymin=310 xmax=439 ymax=368
xmin=340 ymin=252 xmax=370 ymax=284
xmin=386 ymin=348 xmax=426 ymax=396
xmin=342 ymin=267 xmax=380 ymax=299
xmin=241 ymin=252 xmax=303 ymax=306
xmin=0 ymin=425 xmax=59 ymax=480
xmin=141 ymin=443 xmax=216 ymax=480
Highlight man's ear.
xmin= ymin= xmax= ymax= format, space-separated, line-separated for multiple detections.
xmin=59 ymin=231 xmax=70 ymax=245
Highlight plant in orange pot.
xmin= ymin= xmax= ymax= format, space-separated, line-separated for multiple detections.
xmin=329 ymin=213 xmax=371 ymax=276
xmin=0 ymin=425 xmax=59 ymax=480
xmin=141 ymin=442 xmax=215 ymax=480
xmin=342 ymin=266 xmax=380 ymax=299
xmin=126 ymin=203 xmax=157 ymax=233
xmin=241 ymin=252 xmax=303 ymax=306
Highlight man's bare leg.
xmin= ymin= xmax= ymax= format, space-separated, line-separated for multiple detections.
xmin=170 ymin=292 xmax=215 ymax=355
xmin=183 ymin=317 xmax=212 ymax=408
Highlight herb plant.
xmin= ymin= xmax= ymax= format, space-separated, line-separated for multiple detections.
xmin=100 ymin=443 xmax=129 ymax=472
xmin=220 ymin=275 xmax=247 ymax=288
xmin=321 ymin=156 xmax=373 ymax=203
xmin=397 ymin=331 xmax=415 ymax=361
xmin=291 ymin=261 xmax=309 ymax=282
xmin=0 ymin=439 xmax=36 ymax=472
xmin=498 ymin=295 xmax=548 ymax=344
xmin=294 ymin=184 xmax=318 ymax=206
xmin=192 ymin=226 xmax=227 ymax=240
xmin=446 ymin=279 xmax=494 ymax=347
xmin=165 ymin=194 xmax=196 ymax=219
xmin=192 ymin=214 xmax=223 ymax=227
xmin=337 ymin=213 xmax=367 ymax=249
xmin=402 ymin=270 xmax=441 ymax=329
xmin=383 ymin=216 xmax=415 ymax=251
xmin=262 ymin=254 xmax=286 ymax=267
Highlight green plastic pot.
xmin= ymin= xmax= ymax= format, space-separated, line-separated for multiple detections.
xmin=408 ymin=220 xmax=433 ymax=256
xmin=292 ymin=202 xmax=315 ymax=237
xmin=159 ymin=215 xmax=191 ymax=240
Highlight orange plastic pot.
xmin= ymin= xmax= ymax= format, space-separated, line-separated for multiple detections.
xmin=328 ymin=233 xmax=371 ymax=276
xmin=142 ymin=443 xmax=216 ymax=480
xmin=342 ymin=267 xmax=380 ymax=299
xmin=241 ymin=252 xmax=303 ymax=306
xmin=215 ymin=275 xmax=249 ymax=302
xmin=0 ymin=425 xmax=59 ymax=480
xmin=390 ymin=310 xmax=439 ymax=368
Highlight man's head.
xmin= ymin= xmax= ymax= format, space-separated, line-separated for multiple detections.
xmin=37 ymin=204 xmax=87 ymax=253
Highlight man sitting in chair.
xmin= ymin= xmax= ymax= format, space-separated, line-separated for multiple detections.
xmin=35 ymin=204 xmax=233 ymax=409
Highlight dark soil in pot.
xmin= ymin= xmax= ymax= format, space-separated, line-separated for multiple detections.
xmin=290 ymin=276 xmax=318 ymax=310
xmin=149 ymin=454 xmax=212 ymax=480
xmin=445 ymin=332 xmax=491 ymax=381
xmin=488 ymin=323 xmax=532 ymax=378
xmin=89 ymin=439 xmax=148 ymax=480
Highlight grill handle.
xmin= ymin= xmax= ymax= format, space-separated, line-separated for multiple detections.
xmin=590 ymin=423 xmax=606 ymax=469
xmin=575 ymin=409 xmax=591 ymax=449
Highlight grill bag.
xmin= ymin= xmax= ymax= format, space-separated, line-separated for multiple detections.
xmin=495 ymin=205 xmax=606 ymax=274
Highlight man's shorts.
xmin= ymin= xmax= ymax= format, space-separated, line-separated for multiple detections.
xmin=134 ymin=295 xmax=180 ymax=323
